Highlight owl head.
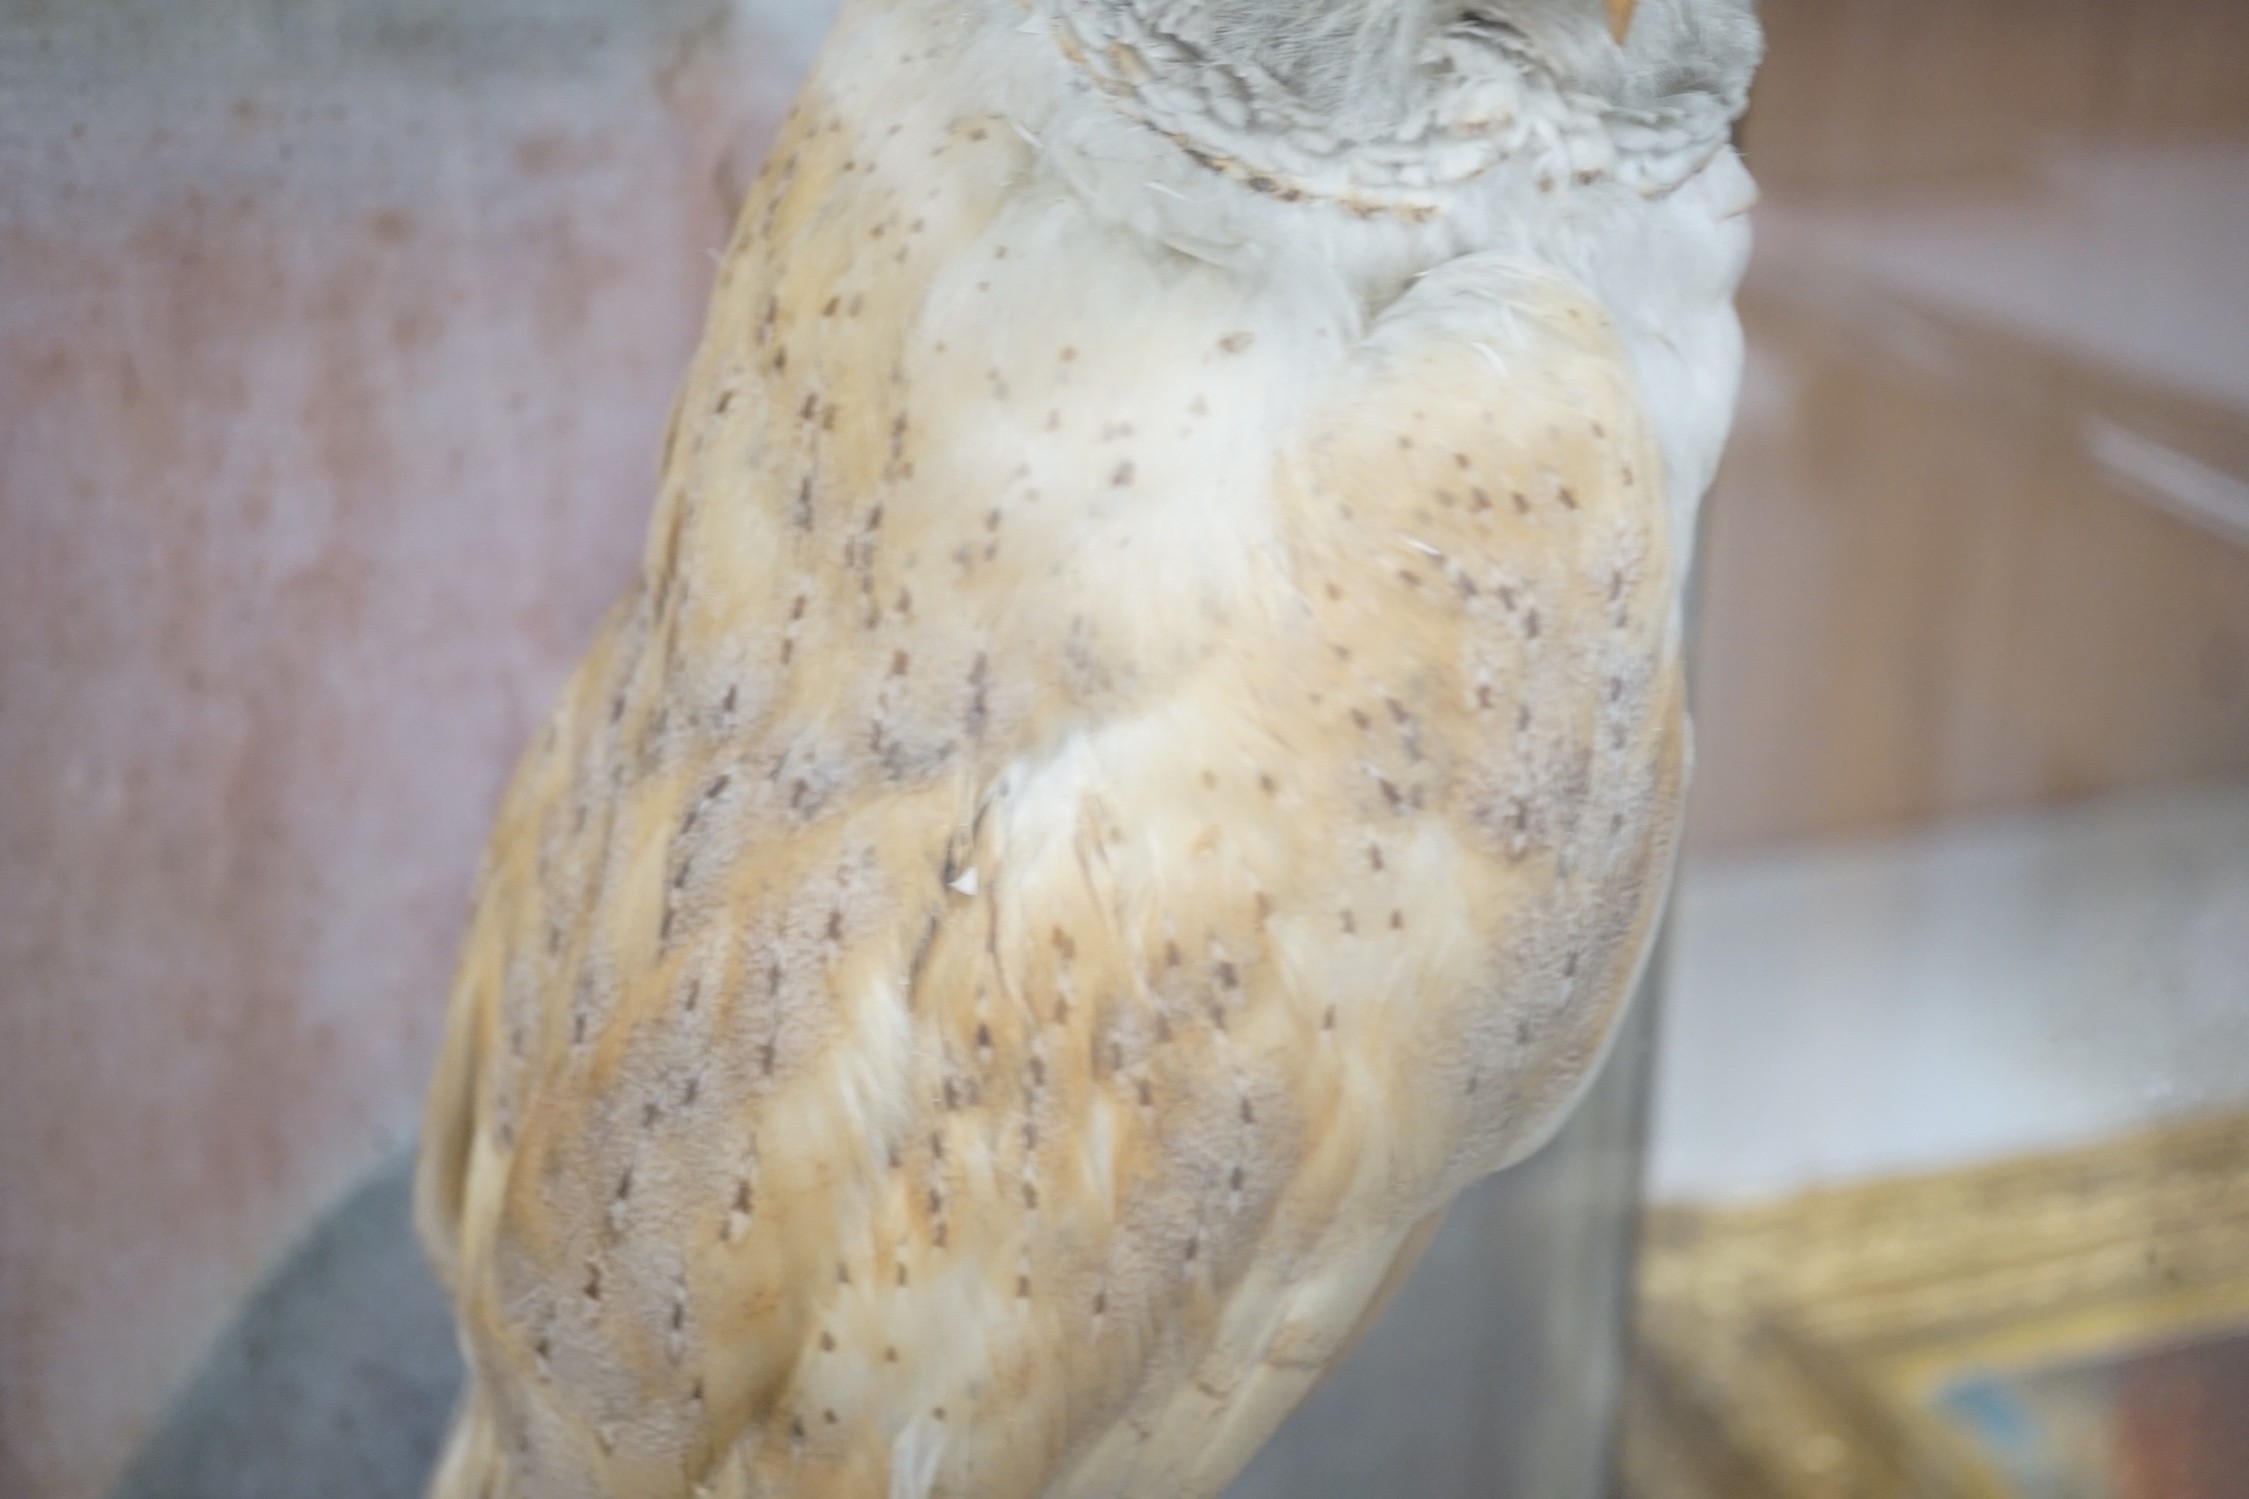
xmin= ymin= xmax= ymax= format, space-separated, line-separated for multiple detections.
xmin=1047 ymin=0 xmax=1761 ymax=200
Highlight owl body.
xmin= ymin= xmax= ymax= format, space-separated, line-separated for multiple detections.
xmin=417 ymin=2 xmax=1758 ymax=1495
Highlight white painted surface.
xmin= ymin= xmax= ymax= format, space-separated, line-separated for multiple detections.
xmin=1653 ymin=781 xmax=2249 ymax=1203
xmin=2088 ymin=417 xmax=2249 ymax=549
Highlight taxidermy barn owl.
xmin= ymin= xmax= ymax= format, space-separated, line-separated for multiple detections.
xmin=415 ymin=0 xmax=1761 ymax=1494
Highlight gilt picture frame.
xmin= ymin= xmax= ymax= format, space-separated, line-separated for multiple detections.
xmin=1623 ymin=1112 xmax=2249 ymax=1499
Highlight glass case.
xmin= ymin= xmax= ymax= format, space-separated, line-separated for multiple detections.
xmin=4 ymin=2 xmax=2243 ymax=1498
xmin=1625 ymin=4 xmax=2249 ymax=1497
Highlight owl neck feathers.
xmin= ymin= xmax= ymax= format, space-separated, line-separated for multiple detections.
xmin=1043 ymin=0 xmax=1751 ymax=218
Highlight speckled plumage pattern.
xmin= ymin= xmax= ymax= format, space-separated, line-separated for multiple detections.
xmin=416 ymin=2 xmax=1755 ymax=1495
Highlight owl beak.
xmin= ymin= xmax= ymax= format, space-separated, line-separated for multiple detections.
xmin=1606 ymin=0 xmax=1637 ymax=42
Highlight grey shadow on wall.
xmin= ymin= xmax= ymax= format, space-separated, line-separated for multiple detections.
xmin=107 ymin=1161 xmax=461 ymax=1499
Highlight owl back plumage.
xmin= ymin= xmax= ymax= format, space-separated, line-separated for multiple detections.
xmin=417 ymin=2 xmax=1753 ymax=1495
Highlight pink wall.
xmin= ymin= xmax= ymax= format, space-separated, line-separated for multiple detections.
xmin=0 ymin=4 xmax=830 ymax=1492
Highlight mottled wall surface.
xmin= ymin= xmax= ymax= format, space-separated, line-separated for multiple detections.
xmin=0 ymin=3 xmax=832 ymax=1492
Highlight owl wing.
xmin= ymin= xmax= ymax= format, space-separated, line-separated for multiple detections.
xmin=412 ymin=262 xmax=1685 ymax=1499
xmin=416 ymin=83 xmax=1683 ymax=1499
xmin=416 ymin=596 xmax=642 ymax=1300
xmin=1045 ymin=255 xmax=1688 ymax=1499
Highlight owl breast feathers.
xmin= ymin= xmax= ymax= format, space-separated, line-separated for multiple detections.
xmin=416 ymin=1 xmax=1753 ymax=1495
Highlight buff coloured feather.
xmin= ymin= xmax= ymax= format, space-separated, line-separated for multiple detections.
xmin=415 ymin=1 xmax=1760 ymax=1495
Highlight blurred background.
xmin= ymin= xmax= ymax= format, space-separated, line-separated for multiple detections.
xmin=3 ymin=1 xmax=2244 ymax=1496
